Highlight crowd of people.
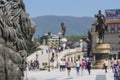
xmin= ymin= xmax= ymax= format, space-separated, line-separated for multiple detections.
xmin=27 ymin=55 xmax=120 ymax=80
xmin=26 ymin=45 xmax=120 ymax=80
xmin=58 ymin=58 xmax=120 ymax=80
xmin=59 ymin=58 xmax=92 ymax=76
xmin=102 ymin=59 xmax=120 ymax=80
xmin=27 ymin=60 xmax=40 ymax=71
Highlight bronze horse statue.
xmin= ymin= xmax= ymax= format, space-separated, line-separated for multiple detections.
xmin=95 ymin=23 xmax=107 ymax=43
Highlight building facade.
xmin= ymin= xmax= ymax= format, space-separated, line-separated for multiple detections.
xmin=40 ymin=33 xmax=62 ymax=48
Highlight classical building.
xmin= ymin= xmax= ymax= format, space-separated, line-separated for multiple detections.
xmin=63 ymin=39 xmax=87 ymax=66
xmin=91 ymin=19 xmax=120 ymax=60
xmin=40 ymin=33 xmax=62 ymax=47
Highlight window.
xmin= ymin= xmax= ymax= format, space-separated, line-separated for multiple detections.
xmin=119 ymin=42 xmax=120 ymax=44
xmin=108 ymin=27 xmax=111 ymax=32
xmin=112 ymin=48 xmax=114 ymax=51
xmin=118 ymin=27 xmax=120 ymax=30
xmin=111 ymin=27 xmax=114 ymax=31
xmin=118 ymin=35 xmax=120 ymax=38
xmin=116 ymin=48 xmax=118 ymax=50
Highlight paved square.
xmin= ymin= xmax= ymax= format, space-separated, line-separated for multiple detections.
xmin=26 ymin=69 xmax=114 ymax=80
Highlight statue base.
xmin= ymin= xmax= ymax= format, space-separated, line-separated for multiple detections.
xmin=93 ymin=43 xmax=110 ymax=69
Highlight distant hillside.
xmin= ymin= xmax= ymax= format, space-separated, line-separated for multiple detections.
xmin=32 ymin=15 xmax=96 ymax=37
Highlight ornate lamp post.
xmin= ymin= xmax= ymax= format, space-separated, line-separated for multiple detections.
xmin=48 ymin=48 xmax=50 ymax=72
xmin=47 ymin=33 xmax=51 ymax=72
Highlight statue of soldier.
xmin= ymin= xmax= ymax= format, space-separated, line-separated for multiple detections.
xmin=95 ymin=10 xmax=106 ymax=27
xmin=61 ymin=22 xmax=66 ymax=37
xmin=95 ymin=10 xmax=107 ymax=43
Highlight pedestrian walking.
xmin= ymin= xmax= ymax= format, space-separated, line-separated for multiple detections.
xmin=111 ymin=58 xmax=115 ymax=72
xmin=66 ymin=58 xmax=71 ymax=76
xmin=86 ymin=59 xmax=91 ymax=75
xmin=75 ymin=59 xmax=80 ymax=75
xmin=113 ymin=60 xmax=120 ymax=80
xmin=27 ymin=61 xmax=31 ymax=71
xmin=62 ymin=59 xmax=66 ymax=71
xmin=81 ymin=59 xmax=86 ymax=75
xmin=30 ymin=60 xmax=34 ymax=70
xmin=59 ymin=59 xmax=63 ymax=71
xmin=103 ymin=59 xmax=108 ymax=73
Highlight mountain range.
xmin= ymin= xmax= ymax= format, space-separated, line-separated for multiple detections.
xmin=32 ymin=15 xmax=96 ymax=37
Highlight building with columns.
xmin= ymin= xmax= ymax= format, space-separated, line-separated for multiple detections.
xmin=63 ymin=39 xmax=87 ymax=67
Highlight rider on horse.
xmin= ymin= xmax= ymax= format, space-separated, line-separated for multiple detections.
xmin=95 ymin=10 xmax=106 ymax=26
xmin=95 ymin=10 xmax=107 ymax=43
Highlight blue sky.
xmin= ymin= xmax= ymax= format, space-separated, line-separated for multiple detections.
xmin=24 ymin=0 xmax=120 ymax=18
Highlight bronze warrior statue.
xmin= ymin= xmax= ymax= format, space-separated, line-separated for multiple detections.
xmin=61 ymin=22 xmax=66 ymax=37
xmin=95 ymin=10 xmax=107 ymax=43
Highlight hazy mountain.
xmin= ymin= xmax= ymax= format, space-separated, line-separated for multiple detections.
xmin=32 ymin=15 xmax=96 ymax=37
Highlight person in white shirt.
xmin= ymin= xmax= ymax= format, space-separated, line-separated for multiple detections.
xmin=75 ymin=59 xmax=80 ymax=75
xmin=103 ymin=59 xmax=108 ymax=73
xmin=59 ymin=59 xmax=63 ymax=71
xmin=62 ymin=59 xmax=66 ymax=71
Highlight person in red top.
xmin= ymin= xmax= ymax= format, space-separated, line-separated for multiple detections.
xmin=81 ymin=59 xmax=86 ymax=75
xmin=66 ymin=58 xmax=71 ymax=76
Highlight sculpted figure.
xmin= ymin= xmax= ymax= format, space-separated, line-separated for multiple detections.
xmin=95 ymin=10 xmax=107 ymax=43
xmin=61 ymin=22 xmax=66 ymax=37
xmin=0 ymin=0 xmax=35 ymax=80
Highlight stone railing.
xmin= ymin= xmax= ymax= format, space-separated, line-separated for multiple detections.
xmin=53 ymin=48 xmax=82 ymax=67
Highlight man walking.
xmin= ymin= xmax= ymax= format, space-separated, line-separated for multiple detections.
xmin=103 ymin=59 xmax=108 ymax=73
xmin=75 ymin=59 xmax=80 ymax=75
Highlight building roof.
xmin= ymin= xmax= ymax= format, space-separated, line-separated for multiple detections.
xmin=92 ymin=19 xmax=120 ymax=25
xmin=105 ymin=19 xmax=120 ymax=24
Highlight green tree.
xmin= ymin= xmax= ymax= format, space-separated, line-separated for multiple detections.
xmin=66 ymin=35 xmax=87 ymax=41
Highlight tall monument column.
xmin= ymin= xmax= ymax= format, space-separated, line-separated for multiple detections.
xmin=79 ymin=39 xmax=83 ymax=63
xmin=80 ymin=39 xmax=83 ymax=51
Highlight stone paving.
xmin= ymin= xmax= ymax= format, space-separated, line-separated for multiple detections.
xmin=26 ymin=68 xmax=114 ymax=80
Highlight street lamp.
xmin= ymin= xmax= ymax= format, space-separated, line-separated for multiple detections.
xmin=47 ymin=32 xmax=51 ymax=72
xmin=57 ymin=33 xmax=62 ymax=68
xmin=56 ymin=53 xmax=59 ymax=68
xmin=59 ymin=36 xmax=61 ymax=47
xmin=48 ymin=47 xmax=50 ymax=72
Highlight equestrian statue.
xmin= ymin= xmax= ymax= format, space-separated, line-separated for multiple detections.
xmin=95 ymin=10 xmax=107 ymax=43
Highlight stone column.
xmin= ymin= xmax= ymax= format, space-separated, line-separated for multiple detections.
xmin=80 ymin=39 xmax=83 ymax=51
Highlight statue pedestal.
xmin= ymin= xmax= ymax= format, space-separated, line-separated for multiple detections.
xmin=93 ymin=43 xmax=110 ymax=69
